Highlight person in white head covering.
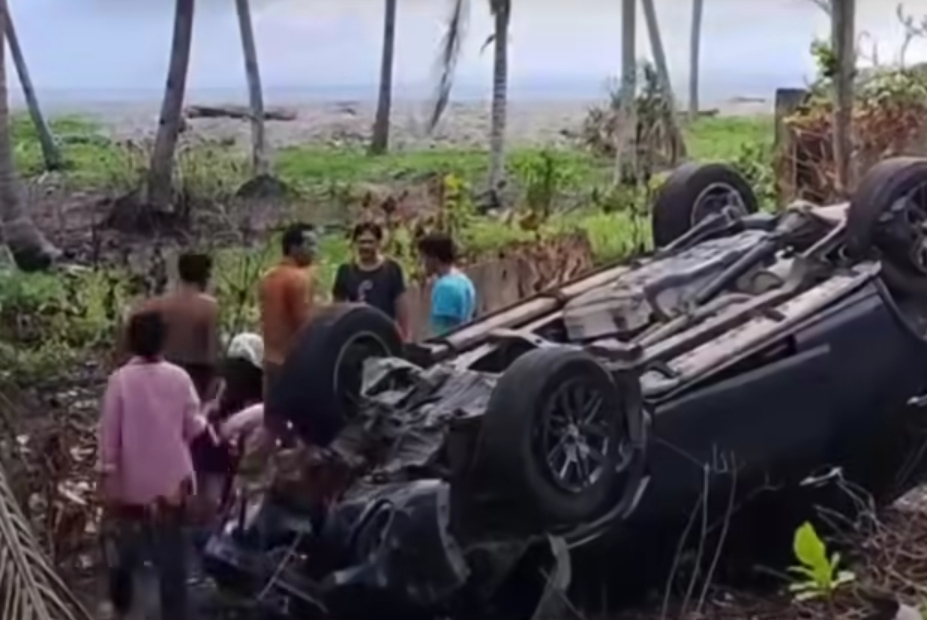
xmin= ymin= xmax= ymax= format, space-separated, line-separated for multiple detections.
xmin=190 ymin=332 xmax=266 ymax=522
xmin=226 ymin=332 xmax=263 ymax=370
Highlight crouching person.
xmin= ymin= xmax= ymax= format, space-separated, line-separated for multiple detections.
xmin=190 ymin=332 xmax=265 ymax=525
xmin=97 ymin=311 xmax=208 ymax=620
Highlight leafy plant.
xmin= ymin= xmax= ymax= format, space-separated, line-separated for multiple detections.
xmin=511 ymin=149 xmax=579 ymax=224
xmin=788 ymin=521 xmax=855 ymax=601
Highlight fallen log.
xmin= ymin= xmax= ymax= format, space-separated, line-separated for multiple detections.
xmin=183 ymin=104 xmax=297 ymax=121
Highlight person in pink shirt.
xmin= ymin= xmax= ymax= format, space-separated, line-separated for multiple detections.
xmin=97 ymin=310 xmax=208 ymax=620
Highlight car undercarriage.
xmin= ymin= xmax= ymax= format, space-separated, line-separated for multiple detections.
xmin=204 ymin=157 xmax=927 ymax=619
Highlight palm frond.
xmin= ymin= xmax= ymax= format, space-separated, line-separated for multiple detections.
xmin=0 ymin=462 xmax=92 ymax=620
xmin=426 ymin=0 xmax=470 ymax=132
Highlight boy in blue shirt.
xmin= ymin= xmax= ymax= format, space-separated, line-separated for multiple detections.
xmin=417 ymin=232 xmax=476 ymax=336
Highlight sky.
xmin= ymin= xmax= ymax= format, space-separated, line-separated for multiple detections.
xmin=11 ymin=0 xmax=927 ymax=106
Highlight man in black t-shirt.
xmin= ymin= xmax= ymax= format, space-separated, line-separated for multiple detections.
xmin=332 ymin=222 xmax=411 ymax=340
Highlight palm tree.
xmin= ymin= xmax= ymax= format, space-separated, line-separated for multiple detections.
xmin=0 ymin=460 xmax=93 ymax=620
xmin=487 ymin=0 xmax=510 ymax=192
xmin=370 ymin=0 xmax=398 ymax=155
xmin=429 ymin=0 xmax=511 ymax=194
xmin=688 ymin=0 xmax=703 ymax=119
xmin=147 ymin=0 xmax=195 ymax=212
xmin=5 ymin=7 xmax=61 ymax=171
xmin=0 ymin=0 xmax=58 ymax=271
xmin=235 ymin=0 xmax=269 ymax=176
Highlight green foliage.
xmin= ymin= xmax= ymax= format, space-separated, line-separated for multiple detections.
xmin=0 ymin=110 xmax=778 ymax=385
xmin=732 ymin=142 xmax=776 ymax=209
xmin=511 ymin=149 xmax=580 ymax=220
xmin=788 ymin=521 xmax=855 ymax=601
xmin=811 ymin=38 xmax=838 ymax=80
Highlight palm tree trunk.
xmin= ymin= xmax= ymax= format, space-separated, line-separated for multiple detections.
xmin=640 ymin=0 xmax=687 ymax=159
xmin=147 ymin=0 xmax=195 ymax=211
xmin=488 ymin=0 xmax=509 ymax=193
xmin=235 ymin=0 xmax=269 ymax=176
xmin=0 ymin=0 xmax=58 ymax=270
xmin=688 ymin=0 xmax=703 ymax=120
xmin=5 ymin=9 xmax=61 ymax=171
xmin=831 ymin=0 xmax=855 ymax=196
xmin=370 ymin=0 xmax=397 ymax=156
xmin=615 ymin=0 xmax=637 ymax=184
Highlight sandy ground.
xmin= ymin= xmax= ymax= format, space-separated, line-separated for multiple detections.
xmin=60 ymin=97 xmax=774 ymax=151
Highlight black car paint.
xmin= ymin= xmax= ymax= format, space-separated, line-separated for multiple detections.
xmin=618 ymin=280 xmax=927 ymax=531
xmin=204 ymin=277 xmax=927 ymax=618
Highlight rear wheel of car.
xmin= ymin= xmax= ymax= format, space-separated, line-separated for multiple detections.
xmin=265 ymin=304 xmax=402 ymax=447
xmin=652 ymin=162 xmax=757 ymax=247
xmin=846 ymin=157 xmax=927 ymax=297
xmin=476 ymin=347 xmax=641 ymax=528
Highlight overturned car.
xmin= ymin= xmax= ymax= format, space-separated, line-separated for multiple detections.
xmin=204 ymin=158 xmax=927 ymax=619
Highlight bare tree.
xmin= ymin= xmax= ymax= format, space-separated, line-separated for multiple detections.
xmin=615 ymin=0 xmax=637 ymax=183
xmin=688 ymin=0 xmax=704 ymax=119
xmin=0 ymin=0 xmax=58 ymax=270
xmin=147 ymin=0 xmax=195 ymax=212
xmin=5 ymin=7 xmax=61 ymax=171
xmin=640 ymin=0 xmax=687 ymax=158
xmin=235 ymin=0 xmax=269 ymax=176
xmin=831 ymin=0 xmax=855 ymax=195
xmin=428 ymin=0 xmax=511 ymax=195
xmin=487 ymin=0 xmax=510 ymax=192
xmin=370 ymin=0 xmax=397 ymax=155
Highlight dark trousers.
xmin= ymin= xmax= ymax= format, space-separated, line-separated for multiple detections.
xmin=105 ymin=509 xmax=189 ymax=620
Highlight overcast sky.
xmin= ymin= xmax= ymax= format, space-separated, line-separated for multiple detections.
xmin=11 ymin=0 xmax=927 ymax=103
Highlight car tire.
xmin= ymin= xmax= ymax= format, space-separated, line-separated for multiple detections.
xmin=846 ymin=157 xmax=927 ymax=297
xmin=652 ymin=162 xmax=758 ymax=248
xmin=265 ymin=303 xmax=402 ymax=447
xmin=476 ymin=347 xmax=639 ymax=527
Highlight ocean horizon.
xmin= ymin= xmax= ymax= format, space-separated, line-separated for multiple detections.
xmin=8 ymin=0 xmax=927 ymax=113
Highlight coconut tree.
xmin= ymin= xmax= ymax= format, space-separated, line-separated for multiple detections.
xmin=429 ymin=0 xmax=511 ymax=194
xmin=5 ymin=7 xmax=61 ymax=171
xmin=0 ymin=0 xmax=58 ymax=271
xmin=235 ymin=0 xmax=269 ymax=176
xmin=147 ymin=0 xmax=195 ymax=212
xmin=370 ymin=0 xmax=398 ymax=155
xmin=0 ymin=460 xmax=93 ymax=620
xmin=688 ymin=0 xmax=703 ymax=119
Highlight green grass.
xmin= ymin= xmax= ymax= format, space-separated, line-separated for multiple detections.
xmin=684 ymin=115 xmax=774 ymax=161
xmin=0 ymin=112 xmax=776 ymax=380
xmin=10 ymin=112 xmax=772 ymax=189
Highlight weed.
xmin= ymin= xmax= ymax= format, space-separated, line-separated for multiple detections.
xmin=788 ymin=521 xmax=855 ymax=602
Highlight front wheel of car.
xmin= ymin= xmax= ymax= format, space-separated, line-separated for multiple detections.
xmin=266 ymin=304 xmax=402 ymax=447
xmin=651 ymin=162 xmax=758 ymax=248
xmin=475 ymin=347 xmax=642 ymax=528
xmin=846 ymin=157 xmax=927 ymax=297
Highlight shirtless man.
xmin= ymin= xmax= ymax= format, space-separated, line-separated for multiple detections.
xmin=118 ymin=252 xmax=220 ymax=398
xmin=259 ymin=223 xmax=318 ymax=435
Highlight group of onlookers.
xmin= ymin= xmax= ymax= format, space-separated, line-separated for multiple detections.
xmin=96 ymin=221 xmax=476 ymax=619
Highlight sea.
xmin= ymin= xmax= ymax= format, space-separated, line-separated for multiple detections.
xmin=10 ymin=0 xmax=927 ymax=112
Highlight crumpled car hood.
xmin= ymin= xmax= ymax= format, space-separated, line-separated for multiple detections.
xmin=327 ymin=357 xmax=497 ymax=483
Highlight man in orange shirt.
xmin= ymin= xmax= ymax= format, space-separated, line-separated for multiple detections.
xmin=259 ymin=223 xmax=318 ymax=435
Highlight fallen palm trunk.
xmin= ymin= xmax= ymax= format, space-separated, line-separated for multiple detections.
xmin=184 ymin=104 xmax=297 ymax=122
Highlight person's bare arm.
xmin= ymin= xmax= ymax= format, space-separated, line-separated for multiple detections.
xmin=392 ymin=261 xmax=411 ymax=341
xmin=395 ymin=291 xmax=412 ymax=341
xmin=205 ymin=296 xmax=222 ymax=364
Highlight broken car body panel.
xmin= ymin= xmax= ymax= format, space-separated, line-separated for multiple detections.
xmin=205 ymin=160 xmax=927 ymax=619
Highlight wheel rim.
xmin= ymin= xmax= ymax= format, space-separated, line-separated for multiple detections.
xmin=333 ymin=331 xmax=392 ymax=420
xmin=883 ymin=186 xmax=927 ymax=276
xmin=690 ymin=182 xmax=748 ymax=227
xmin=533 ymin=377 xmax=624 ymax=494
